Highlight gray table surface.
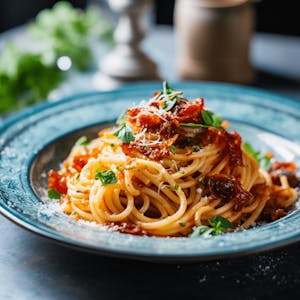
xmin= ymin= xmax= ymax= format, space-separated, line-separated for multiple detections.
xmin=1 ymin=26 xmax=300 ymax=300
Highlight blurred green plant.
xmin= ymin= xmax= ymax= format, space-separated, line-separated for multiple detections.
xmin=0 ymin=1 xmax=113 ymax=114
xmin=30 ymin=1 xmax=113 ymax=70
xmin=0 ymin=43 xmax=62 ymax=113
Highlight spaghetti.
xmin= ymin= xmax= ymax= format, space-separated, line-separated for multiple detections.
xmin=48 ymin=83 xmax=299 ymax=237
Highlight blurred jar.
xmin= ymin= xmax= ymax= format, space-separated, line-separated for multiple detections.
xmin=174 ymin=0 xmax=254 ymax=84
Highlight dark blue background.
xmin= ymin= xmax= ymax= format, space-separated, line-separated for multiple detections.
xmin=0 ymin=0 xmax=299 ymax=36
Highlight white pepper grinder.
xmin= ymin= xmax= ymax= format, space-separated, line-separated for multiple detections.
xmin=175 ymin=0 xmax=255 ymax=84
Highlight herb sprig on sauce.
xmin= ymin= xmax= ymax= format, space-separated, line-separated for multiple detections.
xmin=114 ymin=109 xmax=135 ymax=143
xmin=116 ymin=110 xmax=127 ymax=126
xmin=114 ymin=125 xmax=135 ymax=143
xmin=160 ymin=81 xmax=183 ymax=111
xmin=180 ymin=110 xmax=223 ymax=129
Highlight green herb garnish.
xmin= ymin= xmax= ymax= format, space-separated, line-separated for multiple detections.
xmin=178 ymin=222 xmax=186 ymax=227
xmin=201 ymin=110 xmax=213 ymax=125
xmin=193 ymin=145 xmax=201 ymax=152
xmin=190 ymin=225 xmax=213 ymax=237
xmin=212 ymin=114 xmax=223 ymax=128
xmin=163 ymin=81 xmax=173 ymax=95
xmin=75 ymin=136 xmax=89 ymax=147
xmin=202 ymin=110 xmax=223 ymax=128
xmin=171 ymin=145 xmax=177 ymax=152
xmin=198 ymin=176 xmax=205 ymax=185
xmin=180 ymin=123 xmax=208 ymax=128
xmin=174 ymin=184 xmax=179 ymax=190
xmin=259 ymin=156 xmax=272 ymax=171
xmin=190 ymin=215 xmax=234 ymax=237
xmin=243 ymin=142 xmax=272 ymax=171
xmin=161 ymin=81 xmax=183 ymax=111
xmin=113 ymin=125 xmax=135 ymax=143
xmin=0 ymin=2 xmax=114 ymax=115
xmin=95 ymin=169 xmax=117 ymax=185
xmin=30 ymin=1 xmax=113 ymax=70
xmin=209 ymin=215 xmax=235 ymax=231
xmin=180 ymin=110 xmax=223 ymax=129
xmin=116 ymin=110 xmax=127 ymax=126
xmin=0 ymin=43 xmax=62 ymax=114
xmin=48 ymin=189 xmax=61 ymax=199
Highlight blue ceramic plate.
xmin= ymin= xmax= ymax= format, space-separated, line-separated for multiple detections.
xmin=0 ymin=82 xmax=300 ymax=262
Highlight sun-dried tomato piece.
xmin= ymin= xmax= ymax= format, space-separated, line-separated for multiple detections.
xmin=48 ymin=169 xmax=68 ymax=194
xmin=208 ymin=174 xmax=253 ymax=211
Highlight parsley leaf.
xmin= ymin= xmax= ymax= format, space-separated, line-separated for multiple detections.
xmin=190 ymin=225 xmax=213 ymax=237
xmin=198 ymin=176 xmax=205 ymax=185
xmin=190 ymin=215 xmax=234 ymax=237
xmin=209 ymin=215 xmax=235 ymax=235
xmin=113 ymin=125 xmax=135 ymax=143
xmin=259 ymin=156 xmax=272 ymax=171
xmin=161 ymin=81 xmax=183 ymax=111
xmin=212 ymin=114 xmax=223 ymax=128
xmin=95 ymin=169 xmax=117 ymax=185
xmin=193 ymin=145 xmax=201 ymax=152
xmin=180 ymin=111 xmax=223 ymax=129
xmin=48 ymin=189 xmax=61 ymax=199
xmin=201 ymin=110 xmax=223 ymax=128
xmin=243 ymin=142 xmax=272 ymax=171
xmin=74 ymin=136 xmax=89 ymax=146
xmin=171 ymin=145 xmax=177 ymax=152
xmin=174 ymin=184 xmax=179 ymax=190
xmin=201 ymin=110 xmax=213 ymax=125
xmin=116 ymin=110 xmax=127 ymax=126
xmin=163 ymin=81 xmax=173 ymax=95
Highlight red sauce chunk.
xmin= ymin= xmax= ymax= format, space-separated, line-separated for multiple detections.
xmin=72 ymin=154 xmax=89 ymax=172
xmin=222 ymin=131 xmax=243 ymax=168
xmin=48 ymin=170 xmax=68 ymax=195
xmin=121 ymin=143 xmax=169 ymax=160
xmin=183 ymin=128 xmax=243 ymax=168
xmin=126 ymin=96 xmax=243 ymax=166
xmin=208 ymin=174 xmax=253 ymax=211
xmin=271 ymin=208 xmax=287 ymax=221
xmin=173 ymin=98 xmax=204 ymax=123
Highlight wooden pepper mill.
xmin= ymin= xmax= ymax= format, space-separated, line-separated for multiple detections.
xmin=175 ymin=0 xmax=255 ymax=84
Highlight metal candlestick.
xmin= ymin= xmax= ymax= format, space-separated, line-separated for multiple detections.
xmin=95 ymin=0 xmax=159 ymax=89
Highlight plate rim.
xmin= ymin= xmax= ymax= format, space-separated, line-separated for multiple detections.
xmin=1 ymin=81 xmax=300 ymax=262
xmin=2 ymin=204 xmax=300 ymax=262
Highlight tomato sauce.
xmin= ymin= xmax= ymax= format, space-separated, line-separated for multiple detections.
xmin=48 ymin=169 xmax=68 ymax=195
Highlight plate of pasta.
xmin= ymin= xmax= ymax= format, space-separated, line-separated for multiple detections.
xmin=0 ymin=81 xmax=299 ymax=262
